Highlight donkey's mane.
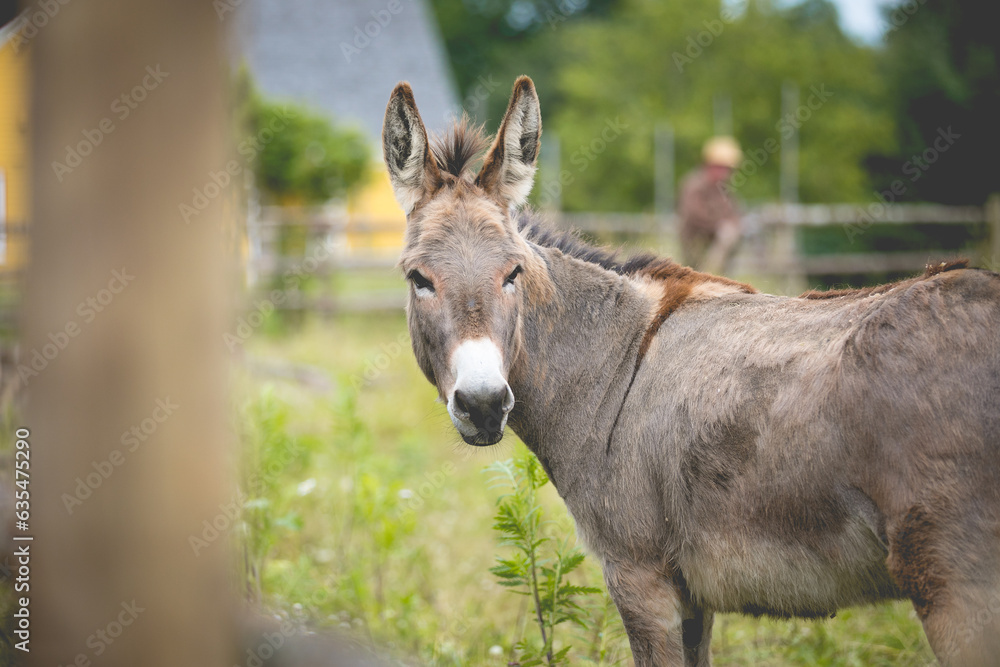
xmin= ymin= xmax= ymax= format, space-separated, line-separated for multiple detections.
xmin=517 ymin=216 xmax=664 ymax=277
xmin=430 ymin=117 xmax=491 ymax=179
xmin=520 ymin=215 xmax=973 ymax=301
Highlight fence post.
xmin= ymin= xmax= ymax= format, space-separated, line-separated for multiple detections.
xmin=780 ymin=83 xmax=800 ymax=205
xmin=26 ymin=0 xmax=235 ymax=664
xmin=768 ymin=206 xmax=806 ymax=295
xmin=654 ymin=122 xmax=675 ymax=247
xmin=713 ymin=94 xmax=733 ymax=136
xmin=540 ymin=132 xmax=562 ymax=214
xmin=987 ymin=194 xmax=1000 ymax=269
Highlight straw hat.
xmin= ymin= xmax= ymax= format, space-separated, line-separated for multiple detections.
xmin=702 ymin=136 xmax=742 ymax=168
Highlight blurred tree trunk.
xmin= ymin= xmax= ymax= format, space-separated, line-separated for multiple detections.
xmin=24 ymin=1 xmax=236 ymax=665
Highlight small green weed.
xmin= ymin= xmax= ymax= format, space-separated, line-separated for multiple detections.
xmin=486 ymin=455 xmax=607 ymax=666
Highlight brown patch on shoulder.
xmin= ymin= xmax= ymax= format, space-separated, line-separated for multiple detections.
xmin=888 ymin=505 xmax=948 ymax=620
xmin=635 ymin=260 xmax=755 ymax=366
xmin=800 ymin=259 xmax=970 ymax=300
xmin=605 ymin=262 xmax=753 ymax=454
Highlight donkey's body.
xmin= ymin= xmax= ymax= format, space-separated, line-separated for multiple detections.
xmin=510 ymin=234 xmax=1000 ymax=663
xmin=382 ymin=77 xmax=1000 ymax=665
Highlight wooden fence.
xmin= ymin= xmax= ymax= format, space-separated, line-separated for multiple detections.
xmin=247 ymin=197 xmax=1000 ymax=312
xmin=246 ymin=207 xmax=403 ymax=313
xmin=753 ymin=199 xmax=1000 ymax=292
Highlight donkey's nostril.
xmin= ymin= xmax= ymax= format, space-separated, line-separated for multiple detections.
xmin=501 ymin=385 xmax=515 ymax=414
xmin=453 ymin=389 xmax=472 ymax=417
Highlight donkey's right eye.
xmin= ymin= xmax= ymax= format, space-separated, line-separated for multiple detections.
xmin=408 ymin=270 xmax=435 ymax=294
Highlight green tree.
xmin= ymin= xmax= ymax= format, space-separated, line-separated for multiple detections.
xmin=548 ymin=0 xmax=894 ymax=210
xmin=430 ymin=0 xmax=616 ymax=108
xmin=431 ymin=0 xmax=898 ymax=211
xmin=237 ymin=73 xmax=370 ymax=204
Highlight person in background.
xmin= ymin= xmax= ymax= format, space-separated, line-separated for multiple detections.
xmin=678 ymin=136 xmax=743 ymax=275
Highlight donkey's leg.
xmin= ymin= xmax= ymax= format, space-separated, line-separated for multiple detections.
xmin=918 ymin=584 xmax=1000 ymax=666
xmin=603 ymin=560 xmax=689 ymax=666
xmin=680 ymin=602 xmax=714 ymax=667
xmin=887 ymin=504 xmax=1000 ymax=666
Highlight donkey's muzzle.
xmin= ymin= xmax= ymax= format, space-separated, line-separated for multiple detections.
xmin=451 ymin=385 xmax=514 ymax=446
xmin=447 ymin=338 xmax=514 ymax=445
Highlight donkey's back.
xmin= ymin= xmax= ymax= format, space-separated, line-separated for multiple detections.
xmin=619 ymin=264 xmax=1000 ymax=663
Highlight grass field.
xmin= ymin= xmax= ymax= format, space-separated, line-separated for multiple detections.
xmin=234 ymin=310 xmax=937 ymax=666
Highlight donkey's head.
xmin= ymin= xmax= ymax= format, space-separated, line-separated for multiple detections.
xmin=383 ymin=76 xmax=545 ymax=446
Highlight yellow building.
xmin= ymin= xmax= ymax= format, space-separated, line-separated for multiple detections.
xmin=0 ymin=18 xmax=29 ymax=272
xmin=345 ymin=165 xmax=407 ymax=255
xmin=241 ymin=0 xmax=458 ymax=257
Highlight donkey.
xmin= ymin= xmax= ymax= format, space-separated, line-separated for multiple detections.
xmin=382 ymin=76 xmax=1000 ymax=666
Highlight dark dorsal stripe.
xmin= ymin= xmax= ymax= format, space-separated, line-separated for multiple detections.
xmin=799 ymin=259 xmax=970 ymax=300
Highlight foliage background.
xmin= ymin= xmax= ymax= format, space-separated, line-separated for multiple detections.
xmin=430 ymin=0 xmax=996 ymax=210
xmin=235 ymin=71 xmax=370 ymax=205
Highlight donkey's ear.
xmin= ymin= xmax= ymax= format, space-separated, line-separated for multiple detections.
xmin=477 ymin=76 xmax=541 ymax=209
xmin=383 ymin=82 xmax=441 ymax=215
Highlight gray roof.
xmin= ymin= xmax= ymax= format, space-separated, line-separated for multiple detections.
xmin=0 ymin=14 xmax=26 ymax=47
xmin=238 ymin=0 xmax=459 ymax=144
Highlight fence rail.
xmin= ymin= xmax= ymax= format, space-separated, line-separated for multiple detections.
xmin=248 ymin=197 xmax=1000 ymax=313
xmin=756 ymin=202 xmax=988 ymax=226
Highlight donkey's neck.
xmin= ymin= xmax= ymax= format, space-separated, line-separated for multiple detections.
xmin=507 ymin=245 xmax=657 ymax=495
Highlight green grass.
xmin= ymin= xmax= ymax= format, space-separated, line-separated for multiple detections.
xmin=234 ymin=311 xmax=936 ymax=665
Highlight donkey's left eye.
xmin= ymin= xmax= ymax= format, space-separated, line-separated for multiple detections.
xmin=503 ymin=265 xmax=523 ymax=289
xmin=408 ymin=270 xmax=435 ymax=294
